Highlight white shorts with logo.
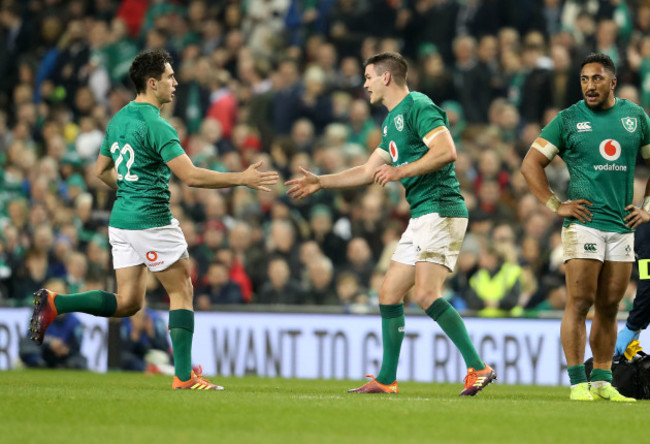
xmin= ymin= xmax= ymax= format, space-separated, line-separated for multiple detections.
xmin=391 ymin=213 xmax=468 ymax=271
xmin=561 ymin=223 xmax=634 ymax=263
xmin=108 ymin=218 xmax=189 ymax=272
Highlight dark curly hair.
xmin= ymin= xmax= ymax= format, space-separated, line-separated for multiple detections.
xmin=129 ymin=48 xmax=173 ymax=95
xmin=580 ymin=53 xmax=616 ymax=76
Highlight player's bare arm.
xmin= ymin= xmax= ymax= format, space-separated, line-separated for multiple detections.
xmin=521 ymin=138 xmax=593 ymax=223
xmin=372 ymin=127 xmax=455 ymax=187
xmin=95 ymin=153 xmax=118 ymax=190
xmin=167 ymin=154 xmax=278 ymax=191
xmin=624 ymin=158 xmax=650 ymax=229
xmin=285 ymin=149 xmax=387 ymax=199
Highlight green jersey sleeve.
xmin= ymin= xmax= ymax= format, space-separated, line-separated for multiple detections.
xmin=148 ymin=118 xmax=186 ymax=162
xmin=409 ymin=98 xmax=447 ymax=139
xmin=538 ymin=114 xmax=565 ymax=150
xmin=641 ymin=111 xmax=650 ymax=147
xmin=99 ymin=135 xmax=111 ymax=157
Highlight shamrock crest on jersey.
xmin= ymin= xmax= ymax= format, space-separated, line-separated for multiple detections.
xmin=622 ymin=116 xmax=637 ymax=133
xmin=394 ymin=114 xmax=404 ymax=132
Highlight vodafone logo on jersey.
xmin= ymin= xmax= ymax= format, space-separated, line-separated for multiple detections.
xmin=593 ymin=139 xmax=627 ymax=172
xmin=598 ymin=139 xmax=621 ymax=161
xmin=389 ymin=141 xmax=398 ymax=162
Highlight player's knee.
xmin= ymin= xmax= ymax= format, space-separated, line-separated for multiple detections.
xmin=570 ymin=295 xmax=594 ymax=317
xmin=116 ymin=293 xmax=144 ymax=316
xmin=378 ymin=284 xmax=403 ymax=304
xmin=170 ymin=279 xmax=194 ymax=306
xmin=412 ymin=287 xmax=440 ymax=308
xmin=595 ymin=297 xmax=619 ymax=318
xmin=123 ymin=299 xmax=144 ymax=316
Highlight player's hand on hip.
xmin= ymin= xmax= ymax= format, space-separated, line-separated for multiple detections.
xmin=372 ymin=165 xmax=401 ymax=187
xmin=624 ymin=205 xmax=650 ymax=229
xmin=556 ymin=199 xmax=593 ymax=223
xmin=243 ymin=161 xmax=279 ymax=192
xmin=285 ymin=167 xmax=321 ymax=199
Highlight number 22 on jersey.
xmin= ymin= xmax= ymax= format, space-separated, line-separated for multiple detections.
xmin=110 ymin=142 xmax=139 ymax=181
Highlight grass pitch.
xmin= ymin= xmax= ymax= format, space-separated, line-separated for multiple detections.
xmin=1 ymin=370 xmax=647 ymax=444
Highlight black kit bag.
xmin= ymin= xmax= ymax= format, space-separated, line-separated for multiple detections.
xmin=584 ymin=351 xmax=650 ymax=399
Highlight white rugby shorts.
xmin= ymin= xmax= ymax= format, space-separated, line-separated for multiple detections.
xmin=392 ymin=213 xmax=468 ymax=271
xmin=561 ymin=223 xmax=634 ymax=263
xmin=108 ymin=218 xmax=189 ymax=272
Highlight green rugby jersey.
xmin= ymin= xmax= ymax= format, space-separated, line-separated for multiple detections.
xmin=378 ymin=92 xmax=467 ymax=218
xmin=539 ymin=98 xmax=650 ymax=233
xmin=99 ymin=101 xmax=186 ymax=229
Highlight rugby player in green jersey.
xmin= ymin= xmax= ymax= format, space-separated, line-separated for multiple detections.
xmin=29 ymin=49 xmax=278 ymax=390
xmin=286 ymin=52 xmax=496 ymax=396
xmin=522 ymin=53 xmax=650 ymax=402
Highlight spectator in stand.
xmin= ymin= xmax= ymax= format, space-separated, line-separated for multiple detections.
xmin=452 ymin=35 xmax=491 ymax=123
xmin=306 ymin=253 xmax=337 ymax=305
xmin=206 ymin=70 xmax=237 ymax=141
xmin=266 ymin=219 xmax=302 ymax=281
xmin=196 ymin=260 xmax=244 ymax=310
xmin=309 ymin=204 xmax=347 ymax=265
xmin=215 ymin=247 xmax=252 ymax=303
xmin=298 ymin=66 xmax=334 ymax=135
xmin=335 ymin=271 xmax=368 ymax=313
xmin=63 ymin=251 xmax=87 ymax=294
xmin=351 ymin=191 xmax=387 ymax=261
xmin=0 ymin=3 xmax=36 ymax=110
xmin=475 ymin=179 xmax=515 ymax=225
xmin=258 ymin=256 xmax=305 ymax=304
xmin=519 ymin=42 xmax=553 ymax=124
xmin=12 ymin=248 xmax=49 ymax=303
xmin=120 ymin=305 xmax=173 ymax=374
xmin=173 ymin=57 xmax=211 ymax=135
xmin=418 ymin=51 xmax=457 ymax=106
xmin=463 ymin=243 xmax=524 ymax=316
xmin=343 ymin=237 xmax=374 ymax=288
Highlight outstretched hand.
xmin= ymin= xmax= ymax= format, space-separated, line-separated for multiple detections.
xmin=285 ymin=167 xmax=321 ymax=199
xmin=624 ymin=204 xmax=650 ymax=229
xmin=242 ymin=161 xmax=279 ymax=192
xmin=556 ymin=199 xmax=593 ymax=223
xmin=372 ymin=164 xmax=402 ymax=187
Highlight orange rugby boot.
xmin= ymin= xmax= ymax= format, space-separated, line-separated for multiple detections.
xmin=172 ymin=365 xmax=225 ymax=390
xmin=29 ymin=288 xmax=59 ymax=345
xmin=459 ymin=364 xmax=497 ymax=396
xmin=348 ymin=375 xmax=399 ymax=394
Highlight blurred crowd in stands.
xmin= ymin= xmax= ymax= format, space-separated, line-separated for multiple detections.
xmin=0 ymin=0 xmax=647 ymax=316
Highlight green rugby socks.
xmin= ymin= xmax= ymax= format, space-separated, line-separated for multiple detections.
xmin=54 ymin=290 xmax=117 ymax=317
xmin=376 ymin=303 xmax=405 ymax=385
xmin=426 ymin=298 xmax=485 ymax=370
xmin=590 ymin=368 xmax=612 ymax=387
xmin=568 ymin=364 xmax=588 ymax=386
xmin=169 ymin=309 xmax=195 ymax=381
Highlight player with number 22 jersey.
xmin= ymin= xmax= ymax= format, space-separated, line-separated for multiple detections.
xmin=100 ymin=102 xmax=185 ymax=230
